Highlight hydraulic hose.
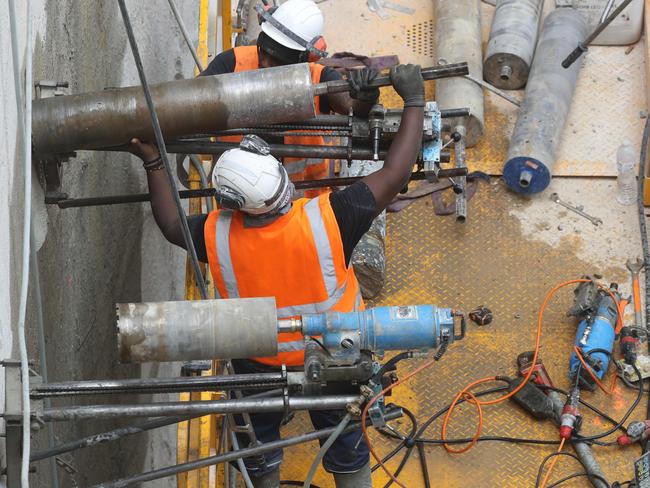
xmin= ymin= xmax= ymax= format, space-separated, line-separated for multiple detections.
xmin=8 ymin=0 xmax=34 ymax=485
xmin=302 ymin=413 xmax=352 ymax=488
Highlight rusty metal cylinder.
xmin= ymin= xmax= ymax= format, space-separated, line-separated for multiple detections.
xmin=484 ymin=0 xmax=544 ymax=90
xmin=503 ymin=8 xmax=588 ymax=194
xmin=117 ymin=298 xmax=279 ymax=363
xmin=32 ymin=64 xmax=316 ymax=156
xmin=434 ymin=0 xmax=484 ymax=147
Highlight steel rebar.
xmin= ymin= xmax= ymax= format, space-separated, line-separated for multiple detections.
xmin=31 ymin=373 xmax=286 ymax=398
xmin=51 ymin=168 xmax=467 ymax=209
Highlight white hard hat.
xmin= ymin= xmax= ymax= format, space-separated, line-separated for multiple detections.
xmin=212 ymin=138 xmax=292 ymax=215
xmin=261 ymin=0 xmax=324 ymax=52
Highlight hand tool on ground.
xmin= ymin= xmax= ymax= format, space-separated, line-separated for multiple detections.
xmin=550 ymin=192 xmax=603 ymax=226
xmin=567 ymin=280 xmax=621 ymax=390
xmin=517 ymin=351 xmax=554 ymax=390
xmin=562 ymin=0 xmax=635 ymax=68
xmin=509 ymin=353 xmax=555 ymax=420
xmin=627 ymin=257 xmax=645 ymax=328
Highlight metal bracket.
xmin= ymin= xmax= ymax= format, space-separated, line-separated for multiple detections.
xmin=3 ymin=359 xmax=24 ymax=488
xmin=35 ymin=81 xmax=72 ymax=201
xmin=422 ymin=101 xmax=442 ymax=179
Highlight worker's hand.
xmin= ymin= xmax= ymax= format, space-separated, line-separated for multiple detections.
xmin=128 ymin=138 xmax=160 ymax=163
xmin=390 ymin=64 xmax=424 ymax=108
xmin=348 ymin=68 xmax=380 ymax=102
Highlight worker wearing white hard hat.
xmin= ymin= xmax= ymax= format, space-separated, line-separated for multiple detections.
xmin=130 ymin=64 xmax=426 ymax=488
xmin=200 ymin=0 xmax=381 ymax=200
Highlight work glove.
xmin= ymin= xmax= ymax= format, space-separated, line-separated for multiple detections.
xmin=390 ymin=64 xmax=425 ymax=108
xmin=348 ymin=67 xmax=380 ymax=102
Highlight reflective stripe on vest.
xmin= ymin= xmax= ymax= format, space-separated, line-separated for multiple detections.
xmin=278 ymin=340 xmax=306 ymax=353
xmin=215 ymin=211 xmax=239 ymax=298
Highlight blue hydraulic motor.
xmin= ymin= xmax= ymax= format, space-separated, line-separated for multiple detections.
xmin=568 ymin=281 xmax=621 ymax=391
xmin=301 ymin=305 xmax=464 ymax=361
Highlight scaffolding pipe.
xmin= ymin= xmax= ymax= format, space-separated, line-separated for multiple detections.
xmin=90 ymin=409 xmax=403 ymax=488
xmin=42 ymin=395 xmax=362 ymax=421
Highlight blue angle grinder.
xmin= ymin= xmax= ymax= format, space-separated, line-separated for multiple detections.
xmin=567 ymin=279 xmax=621 ymax=391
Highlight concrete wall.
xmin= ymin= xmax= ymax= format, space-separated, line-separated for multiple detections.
xmin=1 ymin=1 xmax=201 ymax=486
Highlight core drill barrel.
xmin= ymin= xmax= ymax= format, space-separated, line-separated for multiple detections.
xmin=484 ymin=0 xmax=544 ymax=90
xmin=117 ymin=298 xmax=279 ymax=363
xmin=434 ymin=0 xmax=484 ymax=147
xmin=503 ymin=8 xmax=588 ymax=194
xmin=32 ymin=64 xmax=316 ymax=156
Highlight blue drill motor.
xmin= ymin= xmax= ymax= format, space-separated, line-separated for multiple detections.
xmin=568 ymin=280 xmax=620 ymax=391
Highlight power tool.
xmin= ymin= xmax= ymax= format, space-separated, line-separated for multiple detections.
xmin=567 ymin=280 xmax=621 ymax=390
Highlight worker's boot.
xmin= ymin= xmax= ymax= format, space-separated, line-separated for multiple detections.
xmin=332 ymin=462 xmax=372 ymax=488
xmin=250 ymin=467 xmax=280 ymax=488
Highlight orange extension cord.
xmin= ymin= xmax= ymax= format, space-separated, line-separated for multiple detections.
xmin=360 ymin=278 xmax=624 ymax=486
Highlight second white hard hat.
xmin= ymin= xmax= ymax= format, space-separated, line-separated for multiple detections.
xmin=261 ymin=0 xmax=324 ymax=52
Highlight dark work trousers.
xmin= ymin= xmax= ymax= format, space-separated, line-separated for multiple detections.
xmin=230 ymin=359 xmax=370 ymax=477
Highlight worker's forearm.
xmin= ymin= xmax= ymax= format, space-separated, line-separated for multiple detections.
xmin=351 ymin=99 xmax=374 ymax=117
xmin=383 ymin=106 xmax=424 ymax=179
xmin=326 ymin=93 xmax=374 ymax=117
xmin=146 ymin=170 xmax=185 ymax=248
xmin=361 ymin=106 xmax=423 ymax=212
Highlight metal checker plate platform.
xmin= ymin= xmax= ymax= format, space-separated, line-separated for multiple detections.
xmin=317 ymin=0 xmax=647 ymax=177
xmin=279 ymin=183 xmax=642 ymax=487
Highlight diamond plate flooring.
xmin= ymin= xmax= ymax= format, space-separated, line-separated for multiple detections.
xmin=279 ymin=181 xmax=641 ymax=487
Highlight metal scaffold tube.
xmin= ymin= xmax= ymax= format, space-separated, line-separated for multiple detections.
xmin=42 ymin=395 xmax=362 ymax=421
xmin=90 ymin=409 xmax=403 ymax=488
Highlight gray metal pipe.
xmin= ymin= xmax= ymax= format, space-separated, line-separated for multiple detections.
xmin=91 ymin=408 xmax=403 ymax=488
xmin=484 ymin=0 xmax=544 ymax=90
xmin=435 ymin=0 xmax=484 ymax=147
xmin=117 ymin=298 xmax=279 ymax=363
xmin=548 ymin=391 xmax=608 ymax=488
xmin=31 ymin=372 xmax=286 ymax=398
xmin=32 ymin=63 xmax=316 ymax=156
xmin=503 ymin=8 xmax=589 ymax=194
xmin=42 ymin=395 xmax=362 ymax=421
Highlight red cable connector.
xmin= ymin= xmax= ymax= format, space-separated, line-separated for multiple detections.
xmin=559 ymin=386 xmax=580 ymax=440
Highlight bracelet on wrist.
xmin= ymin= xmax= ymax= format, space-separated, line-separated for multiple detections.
xmin=143 ymin=156 xmax=164 ymax=172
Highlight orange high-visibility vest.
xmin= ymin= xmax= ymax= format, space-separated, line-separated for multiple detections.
xmin=224 ymin=46 xmax=331 ymax=198
xmin=204 ymin=193 xmax=364 ymax=366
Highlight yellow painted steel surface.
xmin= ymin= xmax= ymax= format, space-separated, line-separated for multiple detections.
xmin=280 ymin=185 xmax=643 ymax=487
xmin=177 ymin=2 xmax=221 ymax=487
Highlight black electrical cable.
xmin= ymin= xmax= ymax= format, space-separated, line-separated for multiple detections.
xmin=546 ymin=472 xmax=611 ymax=488
xmin=117 ymin=0 xmax=208 ymax=299
xmin=382 ymin=446 xmax=414 ymax=488
xmin=416 ymin=439 xmax=431 ymax=488
xmin=534 ymin=451 xmax=592 ymax=488
xmin=574 ymin=363 xmax=644 ymax=442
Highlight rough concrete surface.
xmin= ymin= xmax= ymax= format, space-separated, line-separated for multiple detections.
xmin=2 ymin=1 xmax=200 ymax=486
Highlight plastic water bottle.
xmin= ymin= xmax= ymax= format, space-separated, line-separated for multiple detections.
xmin=616 ymin=139 xmax=637 ymax=206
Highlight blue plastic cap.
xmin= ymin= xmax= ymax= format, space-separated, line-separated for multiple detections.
xmin=503 ymin=157 xmax=551 ymax=194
